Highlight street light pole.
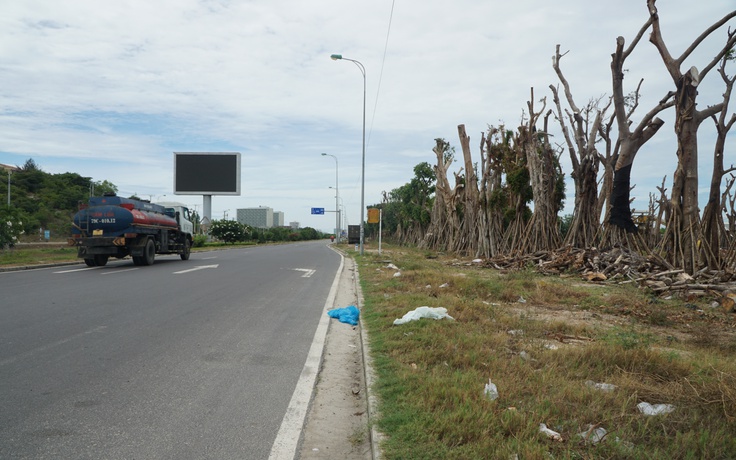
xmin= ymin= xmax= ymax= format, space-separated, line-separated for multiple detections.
xmin=330 ymin=53 xmax=366 ymax=255
xmin=321 ymin=153 xmax=339 ymax=241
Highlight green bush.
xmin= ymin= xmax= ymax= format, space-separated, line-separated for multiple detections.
xmin=209 ymin=219 xmax=247 ymax=244
xmin=0 ymin=208 xmax=25 ymax=249
xmin=192 ymin=234 xmax=207 ymax=247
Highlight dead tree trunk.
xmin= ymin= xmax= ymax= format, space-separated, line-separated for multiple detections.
xmin=478 ymin=127 xmax=510 ymax=257
xmin=453 ymin=124 xmax=479 ymax=256
xmin=605 ymin=12 xmax=675 ymax=246
xmin=647 ymin=0 xmax=736 ymax=272
xmin=550 ymin=44 xmax=606 ymax=248
xmin=422 ymin=138 xmax=457 ymax=252
xmin=512 ymin=90 xmax=562 ymax=254
xmin=701 ymin=58 xmax=736 ymax=268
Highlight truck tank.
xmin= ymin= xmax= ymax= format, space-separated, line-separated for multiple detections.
xmin=71 ymin=196 xmax=178 ymax=237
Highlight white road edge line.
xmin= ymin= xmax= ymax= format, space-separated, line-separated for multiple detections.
xmin=268 ymin=253 xmax=344 ymax=460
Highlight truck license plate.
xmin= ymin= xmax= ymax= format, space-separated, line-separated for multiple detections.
xmin=93 ymin=229 xmax=103 ymax=236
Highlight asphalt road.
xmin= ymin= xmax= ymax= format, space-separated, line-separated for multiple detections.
xmin=0 ymin=241 xmax=341 ymax=459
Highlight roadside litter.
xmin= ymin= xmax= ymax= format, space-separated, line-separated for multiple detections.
xmin=327 ymin=305 xmax=360 ymax=326
xmin=483 ymin=378 xmax=499 ymax=401
xmin=637 ymin=402 xmax=675 ymax=416
xmin=539 ymin=423 xmax=563 ymax=442
xmin=393 ymin=306 xmax=454 ymax=325
xmin=585 ymin=380 xmax=617 ymax=392
xmin=577 ymin=425 xmax=608 ymax=444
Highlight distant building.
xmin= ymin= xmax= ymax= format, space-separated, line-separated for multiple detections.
xmin=273 ymin=211 xmax=284 ymax=227
xmin=290 ymin=221 xmax=300 ymax=230
xmin=0 ymin=163 xmax=20 ymax=172
xmin=237 ymin=206 xmax=273 ymax=228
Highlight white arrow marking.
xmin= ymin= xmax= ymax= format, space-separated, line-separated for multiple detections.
xmin=292 ymin=268 xmax=316 ymax=278
xmin=174 ymin=264 xmax=219 ymax=274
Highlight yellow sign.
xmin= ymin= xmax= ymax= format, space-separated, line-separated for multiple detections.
xmin=367 ymin=208 xmax=380 ymax=224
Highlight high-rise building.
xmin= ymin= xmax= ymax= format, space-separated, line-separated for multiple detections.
xmin=237 ymin=206 xmax=273 ymax=228
xmin=273 ymin=211 xmax=284 ymax=227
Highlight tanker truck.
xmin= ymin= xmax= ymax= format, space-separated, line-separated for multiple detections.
xmin=68 ymin=194 xmax=194 ymax=267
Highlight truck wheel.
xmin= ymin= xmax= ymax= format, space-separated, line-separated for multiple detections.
xmin=84 ymin=258 xmax=96 ymax=267
xmin=93 ymin=255 xmax=109 ymax=267
xmin=142 ymin=238 xmax=156 ymax=266
xmin=180 ymin=238 xmax=191 ymax=260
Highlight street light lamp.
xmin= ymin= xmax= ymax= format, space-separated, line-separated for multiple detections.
xmin=321 ymin=153 xmax=340 ymax=241
xmin=330 ymin=53 xmax=366 ymax=255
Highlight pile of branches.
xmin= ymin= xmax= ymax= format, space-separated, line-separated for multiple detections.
xmin=482 ymin=245 xmax=736 ymax=298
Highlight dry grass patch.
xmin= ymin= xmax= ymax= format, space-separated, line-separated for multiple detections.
xmin=358 ymin=245 xmax=736 ymax=459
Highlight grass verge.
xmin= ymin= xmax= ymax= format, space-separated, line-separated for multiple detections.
xmin=356 ymin=244 xmax=736 ymax=460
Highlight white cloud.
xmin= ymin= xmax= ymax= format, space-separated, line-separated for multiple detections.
xmin=1 ymin=0 xmax=735 ymax=230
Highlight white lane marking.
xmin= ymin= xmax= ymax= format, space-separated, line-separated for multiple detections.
xmin=269 ymin=256 xmax=343 ymax=460
xmin=292 ymin=268 xmax=316 ymax=278
xmin=173 ymin=264 xmax=219 ymax=274
xmin=0 ymin=326 xmax=108 ymax=367
xmin=200 ymin=256 xmax=218 ymax=260
xmin=54 ymin=267 xmax=99 ymax=273
xmin=101 ymin=268 xmax=139 ymax=275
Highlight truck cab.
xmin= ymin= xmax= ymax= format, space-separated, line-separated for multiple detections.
xmin=156 ymin=201 xmax=195 ymax=234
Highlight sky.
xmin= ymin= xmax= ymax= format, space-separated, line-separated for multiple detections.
xmin=1 ymin=0 xmax=735 ymax=233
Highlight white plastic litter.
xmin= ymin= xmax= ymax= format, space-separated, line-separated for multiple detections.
xmin=518 ymin=296 xmax=527 ymax=303
xmin=539 ymin=423 xmax=563 ymax=442
xmin=386 ymin=263 xmax=399 ymax=270
xmin=585 ymin=380 xmax=617 ymax=392
xmin=393 ymin=271 xmax=402 ymax=278
xmin=637 ymin=402 xmax=675 ymax=416
xmin=483 ymin=379 xmax=499 ymax=401
xmin=439 ymin=283 xmax=449 ymax=288
xmin=577 ymin=425 xmax=607 ymax=444
xmin=472 ymin=258 xmax=483 ymax=263
xmin=393 ymin=306 xmax=455 ymax=325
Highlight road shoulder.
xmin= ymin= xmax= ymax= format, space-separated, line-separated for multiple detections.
xmin=298 ymin=255 xmax=373 ymax=459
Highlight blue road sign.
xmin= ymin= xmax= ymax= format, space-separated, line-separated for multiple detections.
xmin=311 ymin=207 xmax=325 ymax=215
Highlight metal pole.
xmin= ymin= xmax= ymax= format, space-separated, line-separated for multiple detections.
xmin=378 ymin=208 xmax=383 ymax=255
xmin=6 ymin=170 xmax=10 ymax=208
xmin=360 ymin=65 xmax=365 ymax=255
xmin=330 ymin=54 xmax=366 ymax=255
xmin=321 ymin=153 xmax=339 ymax=241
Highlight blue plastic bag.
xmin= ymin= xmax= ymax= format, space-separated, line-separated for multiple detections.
xmin=327 ymin=305 xmax=360 ymax=326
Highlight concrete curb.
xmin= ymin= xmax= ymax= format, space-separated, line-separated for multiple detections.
xmin=354 ymin=257 xmax=383 ymax=460
xmin=0 ymin=261 xmax=81 ymax=272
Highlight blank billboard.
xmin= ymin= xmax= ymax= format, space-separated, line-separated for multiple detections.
xmin=174 ymin=152 xmax=241 ymax=195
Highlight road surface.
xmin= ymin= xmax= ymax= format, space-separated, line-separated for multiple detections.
xmin=0 ymin=241 xmax=340 ymax=459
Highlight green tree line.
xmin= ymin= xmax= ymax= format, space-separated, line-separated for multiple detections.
xmin=1 ymin=159 xmax=116 ymax=242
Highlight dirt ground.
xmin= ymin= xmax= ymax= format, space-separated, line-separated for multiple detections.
xmin=297 ymin=255 xmax=377 ymax=460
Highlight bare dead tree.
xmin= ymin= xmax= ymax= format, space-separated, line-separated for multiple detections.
xmin=648 ymin=0 xmax=736 ymax=272
xmin=606 ymin=9 xmax=675 ymax=246
xmin=550 ymin=44 xmax=606 ymax=248
xmin=478 ymin=126 xmax=511 ymax=257
xmin=452 ymin=124 xmax=479 ymax=256
xmin=700 ymin=56 xmax=736 ymax=268
xmin=422 ymin=138 xmax=457 ymax=252
xmin=511 ymin=90 xmax=563 ymax=254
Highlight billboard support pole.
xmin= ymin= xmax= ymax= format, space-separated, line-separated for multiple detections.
xmin=203 ymin=195 xmax=212 ymax=224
